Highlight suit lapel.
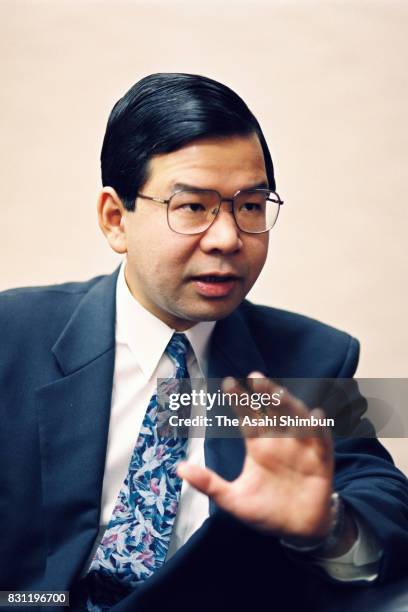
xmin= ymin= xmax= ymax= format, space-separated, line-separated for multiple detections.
xmin=36 ymin=269 xmax=119 ymax=589
xmin=204 ymin=305 xmax=268 ymax=513
xmin=208 ymin=305 xmax=269 ymax=381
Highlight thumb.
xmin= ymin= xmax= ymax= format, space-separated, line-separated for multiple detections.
xmin=177 ymin=462 xmax=230 ymax=505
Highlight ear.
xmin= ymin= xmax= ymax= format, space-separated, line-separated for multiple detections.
xmin=97 ymin=187 xmax=128 ymax=254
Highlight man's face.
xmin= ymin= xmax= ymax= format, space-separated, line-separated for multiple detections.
xmin=123 ymin=133 xmax=269 ymax=330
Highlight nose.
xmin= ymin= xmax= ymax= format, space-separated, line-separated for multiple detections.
xmin=199 ymin=201 xmax=243 ymax=254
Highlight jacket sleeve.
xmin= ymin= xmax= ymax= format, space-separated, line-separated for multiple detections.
xmin=330 ymin=337 xmax=408 ymax=583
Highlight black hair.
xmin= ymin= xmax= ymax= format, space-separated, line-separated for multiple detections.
xmin=101 ymin=72 xmax=276 ymax=210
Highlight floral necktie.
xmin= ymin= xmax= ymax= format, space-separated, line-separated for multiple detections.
xmin=85 ymin=333 xmax=190 ymax=610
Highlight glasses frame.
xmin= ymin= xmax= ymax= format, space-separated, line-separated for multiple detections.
xmin=136 ymin=188 xmax=284 ymax=235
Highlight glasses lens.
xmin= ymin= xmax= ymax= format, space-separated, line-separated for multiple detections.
xmin=234 ymin=190 xmax=280 ymax=233
xmin=168 ymin=190 xmax=220 ymax=234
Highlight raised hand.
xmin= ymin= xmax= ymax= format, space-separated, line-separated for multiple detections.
xmin=178 ymin=373 xmax=336 ymax=542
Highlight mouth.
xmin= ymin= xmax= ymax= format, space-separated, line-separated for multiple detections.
xmin=190 ymin=274 xmax=242 ymax=298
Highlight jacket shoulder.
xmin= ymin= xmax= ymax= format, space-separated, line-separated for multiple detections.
xmin=0 ymin=273 xmax=105 ymax=299
xmin=239 ymin=300 xmax=359 ymax=377
xmin=0 ymin=273 xmax=109 ymax=343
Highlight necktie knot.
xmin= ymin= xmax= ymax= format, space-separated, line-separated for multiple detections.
xmin=165 ymin=333 xmax=190 ymax=374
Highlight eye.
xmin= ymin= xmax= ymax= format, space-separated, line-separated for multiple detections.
xmin=179 ymin=203 xmax=206 ymax=213
xmin=239 ymin=202 xmax=262 ymax=212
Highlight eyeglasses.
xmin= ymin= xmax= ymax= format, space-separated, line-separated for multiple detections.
xmin=136 ymin=188 xmax=284 ymax=235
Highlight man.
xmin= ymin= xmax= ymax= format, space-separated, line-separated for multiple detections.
xmin=0 ymin=73 xmax=407 ymax=612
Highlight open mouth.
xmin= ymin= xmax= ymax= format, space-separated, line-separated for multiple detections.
xmin=193 ymin=275 xmax=238 ymax=282
xmin=191 ymin=275 xmax=241 ymax=298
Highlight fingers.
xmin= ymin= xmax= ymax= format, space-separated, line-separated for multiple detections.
xmin=222 ymin=373 xmax=332 ymax=444
xmin=177 ymin=462 xmax=229 ymax=502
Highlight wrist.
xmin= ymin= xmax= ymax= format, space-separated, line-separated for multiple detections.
xmin=280 ymin=492 xmax=345 ymax=555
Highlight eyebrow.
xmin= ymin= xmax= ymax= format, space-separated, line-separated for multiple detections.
xmin=170 ymin=180 xmax=270 ymax=193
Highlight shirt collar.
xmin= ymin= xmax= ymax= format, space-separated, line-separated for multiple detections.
xmin=115 ymin=259 xmax=215 ymax=380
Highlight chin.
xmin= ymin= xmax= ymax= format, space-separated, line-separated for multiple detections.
xmin=184 ymin=300 xmax=243 ymax=323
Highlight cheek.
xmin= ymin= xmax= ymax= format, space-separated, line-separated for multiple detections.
xmin=127 ymin=212 xmax=166 ymax=265
xmin=128 ymin=228 xmax=198 ymax=281
xmin=246 ymin=235 xmax=269 ymax=274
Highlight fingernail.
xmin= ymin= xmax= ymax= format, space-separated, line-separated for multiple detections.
xmin=223 ymin=376 xmax=237 ymax=392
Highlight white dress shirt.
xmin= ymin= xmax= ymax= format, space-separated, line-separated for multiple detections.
xmin=89 ymin=259 xmax=382 ymax=582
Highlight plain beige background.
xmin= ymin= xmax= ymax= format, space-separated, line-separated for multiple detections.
xmin=1 ymin=0 xmax=406 ymax=472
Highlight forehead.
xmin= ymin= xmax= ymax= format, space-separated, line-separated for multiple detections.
xmin=144 ymin=134 xmax=268 ymax=194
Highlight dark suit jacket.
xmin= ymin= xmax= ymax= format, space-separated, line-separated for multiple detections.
xmin=1 ymin=267 xmax=407 ymax=611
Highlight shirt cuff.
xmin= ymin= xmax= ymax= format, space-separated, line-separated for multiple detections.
xmin=312 ymin=512 xmax=383 ymax=582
